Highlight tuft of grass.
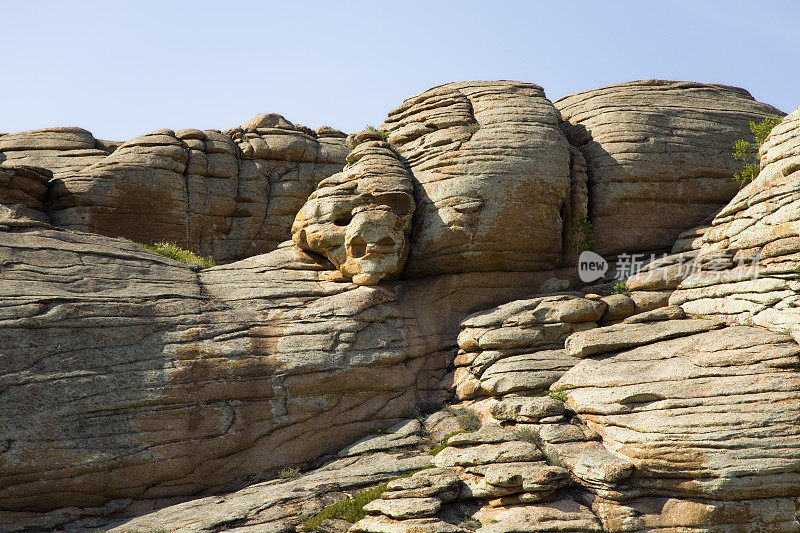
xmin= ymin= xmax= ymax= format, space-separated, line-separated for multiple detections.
xmin=428 ymin=430 xmax=464 ymax=456
xmin=300 ymin=483 xmax=388 ymax=530
xmin=548 ymin=384 xmax=576 ymax=402
xmin=278 ymin=466 xmax=301 ymax=480
xmin=444 ymin=405 xmax=482 ymax=432
xmin=514 ymin=427 xmax=538 ymax=445
xmin=459 ymin=517 xmax=482 ymax=531
xmin=138 ymin=242 xmax=216 ymax=269
xmin=365 ymin=124 xmax=391 ymax=141
xmin=612 ymin=282 xmax=630 ymax=296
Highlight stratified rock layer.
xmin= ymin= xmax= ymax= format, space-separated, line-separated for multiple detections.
xmin=381 ymin=81 xmax=575 ymax=276
xmin=556 ymin=80 xmax=784 ymax=256
xmin=292 ymin=129 xmax=415 ymax=285
xmin=1 ymin=115 xmax=348 ymax=262
xmin=671 ymin=107 xmax=800 ymax=334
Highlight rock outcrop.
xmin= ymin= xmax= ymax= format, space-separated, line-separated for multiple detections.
xmin=0 ymin=164 xmax=52 ymax=226
xmin=671 ymin=107 xmax=800 ymax=334
xmin=0 ymin=80 xmax=797 ymax=532
xmin=292 ymin=129 xmax=415 ymax=285
xmin=556 ymin=80 xmax=784 ymax=257
xmin=380 ymin=81 xmax=576 ymax=276
xmin=2 ymin=115 xmax=348 ymax=262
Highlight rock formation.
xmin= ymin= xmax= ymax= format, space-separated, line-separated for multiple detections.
xmin=0 ymin=81 xmax=797 ymax=532
xmin=0 ymin=115 xmax=348 ymax=262
xmin=671 ymin=107 xmax=800 ymax=335
xmin=292 ymin=129 xmax=415 ymax=285
xmin=556 ymin=80 xmax=784 ymax=257
xmin=379 ymin=81 xmax=575 ymax=276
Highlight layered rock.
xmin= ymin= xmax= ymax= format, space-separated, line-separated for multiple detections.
xmin=0 ymin=227 xmax=561 ymax=513
xmin=380 ymin=81 xmax=576 ymax=276
xmin=0 ymin=127 xmax=115 ymax=176
xmin=555 ymin=321 xmax=800 ymax=531
xmin=453 ymin=295 xmax=606 ymax=400
xmin=6 ymin=115 xmax=348 ymax=262
xmin=1 ymin=81 xmax=798 ymax=532
xmin=292 ymin=129 xmax=415 ymax=285
xmin=556 ymin=80 xmax=785 ymax=257
xmin=671 ymin=107 xmax=800 ymax=334
xmin=0 ymin=164 xmax=52 ymax=226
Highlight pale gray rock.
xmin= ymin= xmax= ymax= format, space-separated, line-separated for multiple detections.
xmin=556 ymin=326 xmax=800 ymax=501
xmin=5 ymin=117 xmax=348 ymax=263
xmin=363 ymin=497 xmax=442 ymax=519
xmin=474 ymin=495 xmax=603 ymax=533
xmin=564 ymin=318 xmax=725 ymax=358
xmin=489 ymin=396 xmax=565 ymax=423
xmin=381 ymin=81 xmax=577 ymax=276
xmin=433 ymin=442 xmax=543 ymax=468
xmin=350 ymin=515 xmax=465 ymax=533
xmin=556 ymin=80 xmax=784 ymax=256
xmin=671 ymin=107 xmax=800 ymax=334
xmin=338 ymin=419 xmax=423 ymax=458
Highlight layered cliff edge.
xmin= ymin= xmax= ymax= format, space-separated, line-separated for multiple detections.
xmin=0 ymin=80 xmax=797 ymax=532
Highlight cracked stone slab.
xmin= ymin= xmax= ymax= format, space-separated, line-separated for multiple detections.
xmin=564 ymin=318 xmax=725 ymax=358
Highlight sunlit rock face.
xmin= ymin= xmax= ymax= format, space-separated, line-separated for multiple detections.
xmin=292 ymin=129 xmax=415 ymax=285
xmin=556 ymin=80 xmax=785 ymax=257
xmin=380 ymin=80 xmax=575 ymax=277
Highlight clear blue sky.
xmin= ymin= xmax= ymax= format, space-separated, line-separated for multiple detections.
xmin=4 ymin=1 xmax=798 ymax=140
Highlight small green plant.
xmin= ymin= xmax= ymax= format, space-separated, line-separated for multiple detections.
xmin=138 ymin=242 xmax=216 ymax=269
xmin=732 ymin=115 xmax=783 ymax=187
xmin=278 ymin=466 xmax=301 ymax=480
xmin=548 ymin=384 xmax=576 ymax=402
xmin=514 ymin=427 xmax=538 ymax=445
xmin=459 ymin=517 xmax=482 ymax=531
xmin=365 ymin=124 xmax=391 ymax=141
xmin=567 ymin=212 xmax=594 ymax=254
xmin=428 ymin=430 xmax=464 ymax=456
xmin=444 ymin=405 xmax=482 ymax=431
xmin=300 ymin=483 xmax=388 ymax=530
xmin=612 ymin=282 xmax=630 ymax=296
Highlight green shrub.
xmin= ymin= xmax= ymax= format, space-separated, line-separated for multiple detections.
xmin=278 ymin=466 xmax=301 ymax=480
xmin=612 ymin=282 xmax=630 ymax=296
xmin=459 ymin=517 xmax=482 ymax=531
xmin=547 ymin=384 xmax=576 ymax=402
xmin=567 ymin=212 xmax=594 ymax=254
xmin=444 ymin=405 xmax=482 ymax=431
xmin=300 ymin=483 xmax=388 ymax=530
xmin=732 ymin=116 xmax=783 ymax=187
xmin=428 ymin=430 xmax=464 ymax=456
xmin=138 ymin=242 xmax=216 ymax=269
xmin=514 ymin=427 xmax=538 ymax=445
xmin=365 ymin=124 xmax=391 ymax=141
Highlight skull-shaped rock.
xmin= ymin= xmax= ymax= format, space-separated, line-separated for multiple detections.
xmin=292 ymin=130 xmax=415 ymax=285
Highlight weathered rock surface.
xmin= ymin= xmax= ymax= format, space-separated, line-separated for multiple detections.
xmin=671 ymin=107 xmax=800 ymax=333
xmin=0 ymin=222 xmax=560 ymax=515
xmin=0 ymin=127 xmax=114 ymax=176
xmin=554 ymin=324 xmax=800 ymax=528
xmin=4 ymin=115 xmax=348 ymax=262
xmin=380 ymin=81 xmax=576 ymax=276
xmin=1 ymin=81 xmax=798 ymax=533
xmin=454 ymin=295 xmax=605 ymax=400
xmin=292 ymin=130 xmax=415 ymax=285
xmin=0 ymin=164 xmax=52 ymax=227
xmin=556 ymin=80 xmax=784 ymax=256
